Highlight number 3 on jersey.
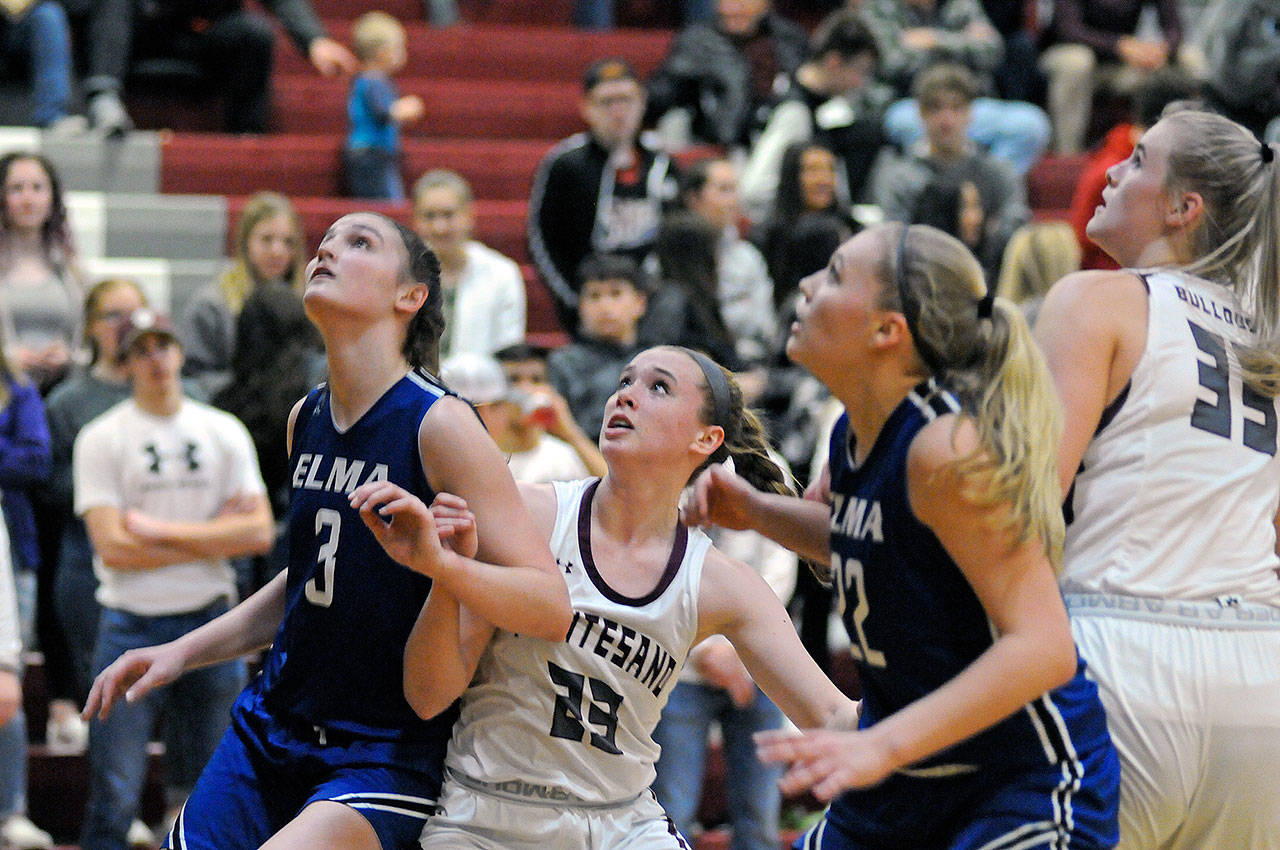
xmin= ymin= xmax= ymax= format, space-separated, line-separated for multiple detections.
xmin=305 ymin=508 xmax=341 ymax=607
xmin=1188 ymin=320 xmax=1277 ymax=455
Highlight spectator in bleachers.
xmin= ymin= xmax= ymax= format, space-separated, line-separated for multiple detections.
xmin=412 ymin=170 xmax=526 ymax=361
xmin=645 ymin=0 xmax=808 ymax=151
xmin=863 ymin=0 xmax=1052 ymax=176
xmin=1066 ymin=66 xmax=1198 ymax=271
xmin=909 ymin=174 xmax=999 ymax=282
xmin=740 ymin=10 xmax=893 ymax=222
xmin=0 ymin=324 xmax=54 ymax=850
xmin=58 ymin=0 xmax=358 ymax=135
xmin=0 ymin=151 xmax=82 ymax=394
xmin=679 ymin=158 xmax=777 ymax=366
xmin=641 ymin=210 xmax=745 ymax=373
xmin=753 ymin=140 xmax=855 ymax=301
xmin=573 ymin=0 xmax=715 ymax=30
xmin=343 ymin=11 xmax=424 ymax=201
xmin=496 ymin=342 xmax=608 ymax=479
xmin=1199 ymin=0 xmax=1280 ymax=143
xmin=179 ymin=191 xmax=307 ymax=400
xmin=0 ymin=1 xmax=78 ymax=132
xmin=529 ymin=58 xmax=678 ymax=336
xmin=212 ymin=281 xmax=324 ymax=597
xmin=548 ymin=253 xmax=648 ymax=442
xmin=1039 ymin=0 xmax=1203 ymax=154
xmin=978 ymin=0 xmax=1043 ymax=102
xmin=442 ymin=348 xmax=604 ymax=484
xmin=74 ymin=308 xmax=273 ymax=850
xmin=872 ymin=63 xmax=1029 ymax=285
xmin=39 ymin=279 xmax=150 ymax=759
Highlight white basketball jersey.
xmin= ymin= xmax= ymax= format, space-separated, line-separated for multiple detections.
xmin=444 ymin=477 xmax=711 ymax=804
xmin=1063 ymin=270 xmax=1280 ymax=606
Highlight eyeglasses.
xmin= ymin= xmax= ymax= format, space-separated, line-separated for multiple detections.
xmin=93 ymin=309 xmax=133 ymax=323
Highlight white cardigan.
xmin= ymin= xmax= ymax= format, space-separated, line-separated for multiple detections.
xmin=440 ymin=240 xmax=527 ymax=361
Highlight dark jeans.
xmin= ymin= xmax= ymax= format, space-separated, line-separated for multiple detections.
xmin=343 ymin=146 xmax=405 ymax=201
xmin=0 ymin=1 xmax=73 ymax=125
xmin=62 ymin=0 xmax=276 ymax=132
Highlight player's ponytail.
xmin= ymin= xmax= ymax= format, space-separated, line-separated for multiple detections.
xmin=883 ymin=224 xmax=1064 ymax=567
xmin=384 ymin=216 xmax=444 ymax=374
xmin=673 ymin=347 xmax=794 ymax=499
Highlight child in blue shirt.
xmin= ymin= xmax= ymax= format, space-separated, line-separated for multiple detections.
xmin=343 ymin=11 xmax=423 ymax=200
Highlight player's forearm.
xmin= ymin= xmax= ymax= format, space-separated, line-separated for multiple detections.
xmin=404 ymin=589 xmax=490 ymax=720
xmin=745 ymin=491 xmax=832 ymax=565
xmin=94 ymin=535 xmax=216 ymax=571
xmin=430 ymin=551 xmax=572 ymax=642
xmin=170 ymin=571 xmax=287 ymax=670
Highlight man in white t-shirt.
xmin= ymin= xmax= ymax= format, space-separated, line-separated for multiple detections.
xmin=73 ymin=308 xmax=274 ymax=850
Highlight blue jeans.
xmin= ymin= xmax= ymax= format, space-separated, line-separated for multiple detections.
xmin=884 ymin=96 xmax=1051 ymax=176
xmin=0 ymin=708 xmax=28 ymax=820
xmin=53 ymin=521 xmax=102 ymax=702
xmin=651 ymin=681 xmax=785 ymax=850
xmin=0 ymin=1 xmax=73 ymax=126
xmin=80 ymin=599 xmax=245 ymax=850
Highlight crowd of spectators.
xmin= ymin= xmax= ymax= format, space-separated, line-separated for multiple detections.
xmin=0 ymin=0 xmax=1275 ymax=848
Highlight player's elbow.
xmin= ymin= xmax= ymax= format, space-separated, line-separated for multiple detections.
xmin=1038 ymin=629 xmax=1079 ymax=693
xmin=528 ymin=594 xmax=574 ymax=643
xmin=404 ymin=680 xmax=457 ymax=721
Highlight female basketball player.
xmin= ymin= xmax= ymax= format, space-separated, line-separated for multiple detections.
xmin=82 ymin=212 xmax=573 ymax=850
xmin=1035 ymin=107 xmax=1280 ymax=849
xmin=350 ymin=344 xmax=860 ymax=850
xmin=684 ymin=224 xmax=1120 ymax=848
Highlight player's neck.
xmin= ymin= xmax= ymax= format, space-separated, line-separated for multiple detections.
xmin=133 ymin=384 xmax=183 ymax=417
xmin=838 ymin=373 xmax=921 ymax=465
xmin=593 ymin=471 xmax=683 ymax=546
xmin=323 ymin=334 xmax=412 ymax=430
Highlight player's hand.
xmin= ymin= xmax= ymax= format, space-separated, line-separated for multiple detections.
xmin=350 ymin=481 xmax=447 ymax=577
xmin=82 ymin=643 xmax=185 ymax=721
xmin=754 ymin=727 xmax=897 ymax=800
xmin=693 ymin=641 xmax=756 ymax=708
xmin=901 ymin=27 xmax=939 ymax=51
xmin=429 ymin=492 xmax=477 ymax=559
xmin=681 ymin=463 xmax=759 ymax=531
xmin=308 ymin=37 xmax=358 ymax=77
xmin=0 ymin=670 xmax=20 ymax=726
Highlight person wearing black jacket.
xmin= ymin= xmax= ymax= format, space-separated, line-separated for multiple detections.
xmin=59 ymin=0 xmax=357 ymax=134
xmin=527 ymin=58 xmax=678 ymax=336
xmin=645 ymin=0 xmax=808 ymax=149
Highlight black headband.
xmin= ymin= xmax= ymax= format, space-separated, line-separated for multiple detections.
xmin=682 ymin=348 xmax=732 ymax=429
xmin=895 ymin=226 xmax=948 ymax=375
xmin=1263 ymin=141 xmax=1274 ymax=164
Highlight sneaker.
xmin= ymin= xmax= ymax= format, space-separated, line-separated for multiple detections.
xmin=126 ymin=818 xmax=155 ymax=849
xmin=88 ymin=90 xmax=133 ymax=137
xmin=45 ymin=710 xmax=88 ymax=754
xmin=1 ymin=815 xmax=54 ymax=850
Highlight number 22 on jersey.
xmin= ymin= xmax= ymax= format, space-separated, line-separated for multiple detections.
xmin=833 ymin=553 xmax=887 ymax=668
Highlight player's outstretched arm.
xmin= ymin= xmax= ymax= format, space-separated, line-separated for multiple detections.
xmin=401 ymin=395 xmax=571 ymax=641
xmin=683 ymin=464 xmax=832 ymax=565
xmin=82 ymin=569 xmax=288 ymax=721
xmin=757 ymin=417 xmax=1077 ymax=800
xmin=696 ymin=547 xmax=855 ymax=732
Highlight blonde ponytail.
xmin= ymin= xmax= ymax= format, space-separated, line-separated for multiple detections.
xmin=883 ymin=224 xmax=1065 ymax=566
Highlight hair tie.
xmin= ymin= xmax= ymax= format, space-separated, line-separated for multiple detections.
xmin=1263 ymin=142 xmax=1274 ymax=164
xmin=682 ymin=348 xmax=732 ymax=428
xmin=976 ymin=288 xmax=996 ymax=319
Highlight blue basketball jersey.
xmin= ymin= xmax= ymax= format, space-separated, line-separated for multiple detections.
xmin=824 ymin=379 xmax=1111 ymax=783
xmin=240 ymin=369 xmax=459 ymax=744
